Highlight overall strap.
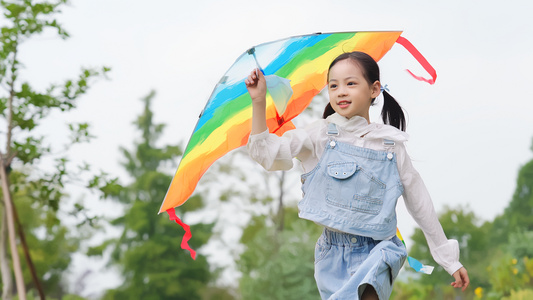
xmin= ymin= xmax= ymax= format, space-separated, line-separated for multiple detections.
xmin=327 ymin=123 xmax=339 ymax=136
xmin=383 ymin=139 xmax=395 ymax=160
xmin=326 ymin=123 xmax=339 ymax=148
xmin=383 ymin=139 xmax=395 ymax=148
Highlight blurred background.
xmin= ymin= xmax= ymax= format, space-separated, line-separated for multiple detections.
xmin=1 ymin=0 xmax=533 ymax=299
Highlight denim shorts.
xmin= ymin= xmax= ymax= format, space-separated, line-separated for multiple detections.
xmin=314 ymin=228 xmax=407 ymax=300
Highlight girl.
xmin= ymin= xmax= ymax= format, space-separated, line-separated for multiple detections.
xmin=245 ymin=51 xmax=469 ymax=300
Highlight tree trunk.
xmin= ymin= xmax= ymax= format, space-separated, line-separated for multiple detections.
xmin=276 ymin=171 xmax=285 ymax=232
xmin=1 ymin=208 xmax=13 ymax=300
xmin=0 ymin=160 xmax=27 ymax=300
xmin=14 ymin=201 xmax=46 ymax=300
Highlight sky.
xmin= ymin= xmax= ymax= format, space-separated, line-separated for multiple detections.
xmin=8 ymin=0 xmax=533 ymax=297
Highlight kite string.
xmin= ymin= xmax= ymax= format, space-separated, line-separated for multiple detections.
xmin=395 ymin=36 xmax=437 ymax=85
xmin=166 ymin=208 xmax=197 ymax=260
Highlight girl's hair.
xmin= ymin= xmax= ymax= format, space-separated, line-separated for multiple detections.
xmin=322 ymin=52 xmax=406 ymax=131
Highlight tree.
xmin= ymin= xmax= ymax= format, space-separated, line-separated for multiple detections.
xmin=492 ymin=137 xmax=533 ymax=242
xmin=234 ymin=90 xmax=327 ymax=299
xmin=90 ymin=91 xmax=214 ymax=299
xmin=485 ymin=138 xmax=533 ymax=298
xmin=225 ymin=158 xmax=321 ymax=299
xmin=0 ymin=0 xmax=109 ymax=298
xmin=238 ymin=205 xmax=322 ymax=300
xmin=401 ymin=137 xmax=533 ymax=299
xmin=407 ymin=206 xmax=489 ymax=299
xmin=5 ymin=169 xmax=82 ymax=299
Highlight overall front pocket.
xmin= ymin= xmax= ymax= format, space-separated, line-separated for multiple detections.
xmin=325 ymin=161 xmax=385 ymax=214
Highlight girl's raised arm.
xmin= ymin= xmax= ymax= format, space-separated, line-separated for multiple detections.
xmin=245 ymin=69 xmax=268 ymax=135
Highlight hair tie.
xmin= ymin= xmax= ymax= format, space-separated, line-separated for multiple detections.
xmin=380 ymin=84 xmax=389 ymax=93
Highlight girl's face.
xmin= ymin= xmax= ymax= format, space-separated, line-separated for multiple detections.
xmin=327 ymin=59 xmax=380 ymax=121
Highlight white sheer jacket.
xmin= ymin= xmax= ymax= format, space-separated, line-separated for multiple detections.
xmin=247 ymin=113 xmax=463 ymax=276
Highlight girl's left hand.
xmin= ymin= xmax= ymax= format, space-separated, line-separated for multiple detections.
xmin=451 ymin=267 xmax=469 ymax=291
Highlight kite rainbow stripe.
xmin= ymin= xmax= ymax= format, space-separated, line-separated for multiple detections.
xmin=161 ymin=31 xmax=437 ymax=259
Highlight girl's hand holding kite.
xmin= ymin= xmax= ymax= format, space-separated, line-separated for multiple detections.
xmin=245 ymin=68 xmax=266 ymax=103
xmin=245 ymin=69 xmax=268 ymax=135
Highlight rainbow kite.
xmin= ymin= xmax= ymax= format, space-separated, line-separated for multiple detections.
xmin=160 ymin=31 xmax=437 ymax=260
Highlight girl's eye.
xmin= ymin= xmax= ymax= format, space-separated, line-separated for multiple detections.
xmin=347 ymin=82 xmax=356 ymax=86
xmin=329 ymin=84 xmax=337 ymax=88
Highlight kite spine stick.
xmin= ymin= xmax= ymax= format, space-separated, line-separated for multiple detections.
xmin=248 ymin=47 xmax=265 ymax=76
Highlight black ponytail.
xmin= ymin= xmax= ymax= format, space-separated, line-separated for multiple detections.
xmin=381 ymin=90 xmax=406 ymax=131
xmin=322 ymin=103 xmax=335 ymax=119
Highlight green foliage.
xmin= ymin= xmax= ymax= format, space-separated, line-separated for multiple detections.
xmin=502 ymin=289 xmax=533 ymax=300
xmin=0 ymin=0 xmax=111 ymax=298
xmin=483 ymin=144 xmax=533 ymax=298
xmin=1 ymin=0 xmax=109 ymax=129
xmin=390 ymin=279 xmax=434 ymax=300
xmin=12 ymin=137 xmax=48 ymax=164
xmin=507 ymin=230 xmax=533 ymax=259
xmin=0 ymin=0 xmax=110 ymax=212
xmin=486 ymin=254 xmax=530 ymax=298
xmin=198 ymin=149 xmax=322 ymax=298
xmin=493 ymin=157 xmax=533 ymax=242
xmin=408 ymin=205 xmax=491 ymax=295
xmin=68 ymin=123 xmax=94 ymax=144
xmin=395 ymin=139 xmax=533 ymax=299
xmin=5 ymin=169 xmax=81 ymax=297
xmin=60 ymin=295 xmax=88 ymax=300
xmin=238 ymin=205 xmax=322 ymax=300
xmin=11 ymin=291 xmax=88 ymax=300
xmin=93 ymin=91 xmax=213 ymax=299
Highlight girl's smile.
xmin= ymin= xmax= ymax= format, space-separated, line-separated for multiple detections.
xmin=337 ymin=100 xmax=351 ymax=109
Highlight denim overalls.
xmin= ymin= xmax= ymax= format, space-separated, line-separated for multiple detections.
xmin=299 ymin=123 xmax=407 ymax=300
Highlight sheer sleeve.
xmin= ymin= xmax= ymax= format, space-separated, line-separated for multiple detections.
xmin=247 ymin=128 xmax=315 ymax=171
xmin=396 ymin=142 xmax=463 ymax=275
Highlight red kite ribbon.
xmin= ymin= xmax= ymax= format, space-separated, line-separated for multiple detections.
xmin=395 ymin=36 xmax=437 ymax=85
xmin=166 ymin=208 xmax=196 ymax=260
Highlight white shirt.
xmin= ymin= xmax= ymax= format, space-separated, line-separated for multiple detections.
xmin=247 ymin=113 xmax=463 ymax=275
